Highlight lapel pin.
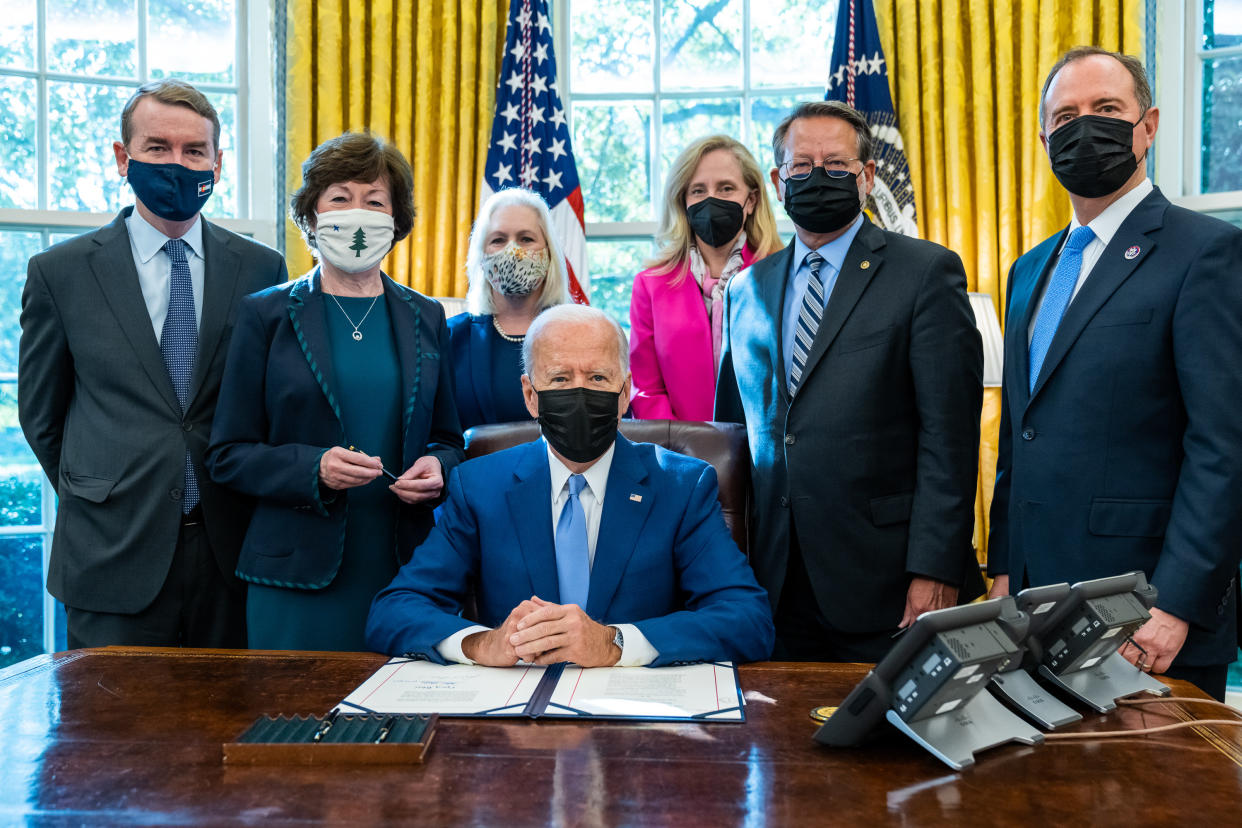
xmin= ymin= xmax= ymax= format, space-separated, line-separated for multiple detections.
xmin=860 ymin=260 xmax=871 ymax=270
xmin=629 ymin=493 xmax=642 ymax=502
xmin=1124 ymin=245 xmax=1140 ymax=260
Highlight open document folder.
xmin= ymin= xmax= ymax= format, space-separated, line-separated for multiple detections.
xmin=335 ymin=658 xmax=745 ymax=722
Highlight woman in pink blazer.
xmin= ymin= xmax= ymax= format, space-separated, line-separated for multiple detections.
xmin=629 ymin=135 xmax=782 ymax=420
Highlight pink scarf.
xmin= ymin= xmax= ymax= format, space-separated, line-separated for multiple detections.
xmin=689 ymin=233 xmax=748 ymax=374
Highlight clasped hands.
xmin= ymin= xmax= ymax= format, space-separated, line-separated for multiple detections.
xmin=462 ymin=596 xmax=622 ymax=668
xmin=318 ymin=447 xmax=443 ymax=504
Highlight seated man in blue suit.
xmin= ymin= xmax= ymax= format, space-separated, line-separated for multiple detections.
xmin=366 ymin=304 xmax=774 ymax=666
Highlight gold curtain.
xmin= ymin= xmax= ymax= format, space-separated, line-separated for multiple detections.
xmin=871 ymin=0 xmax=1144 ymax=568
xmin=284 ymin=0 xmax=510 ymax=295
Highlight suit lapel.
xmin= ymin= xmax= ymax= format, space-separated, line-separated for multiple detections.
xmin=87 ymin=209 xmax=182 ymax=416
xmin=587 ymin=435 xmax=652 ymax=619
xmin=1004 ymin=233 xmax=1062 ymax=412
xmin=469 ymin=316 xmax=499 ymax=424
xmin=507 ymin=440 xmax=560 ymax=601
xmin=287 ymin=268 xmax=342 ymax=423
xmin=795 ymin=219 xmax=883 ymax=392
xmin=755 ymin=243 xmax=795 ymax=405
xmin=1028 ymin=191 xmax=1165 ymax=402
xmin=385 ymin=278 xmax=423 ymax=457
xmin=189 ymin=220 xmax=242 ymax=405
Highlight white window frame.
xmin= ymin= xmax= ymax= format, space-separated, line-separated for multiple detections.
xmin=0 ymin=0 xmax=276 ymax=656
xmin=1155 ymin=0 xmax=1242 ymax=213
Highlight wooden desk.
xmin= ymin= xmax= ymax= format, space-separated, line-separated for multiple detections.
xmin=1 ymin=648 xmax=1239 ymax=825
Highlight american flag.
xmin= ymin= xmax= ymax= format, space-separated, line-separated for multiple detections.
xmin=825 ymin=0 xmax=919 ymax=237
xmin=482 ymin=0 xmax=589 ymax=303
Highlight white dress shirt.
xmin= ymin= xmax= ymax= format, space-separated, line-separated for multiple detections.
xmin=437 ymin=441 xmax=659 ymax=667
xmin=1027 ymin=178 xmax=1153 ymax=344
xmin=125 ymin=208 xmax=206 ymax=339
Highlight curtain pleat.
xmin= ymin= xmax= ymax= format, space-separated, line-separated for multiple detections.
xmin=284 ymin=0 xmax=508 ymax=295
xmin=874 ymin=0 xmax=1143 ymax=568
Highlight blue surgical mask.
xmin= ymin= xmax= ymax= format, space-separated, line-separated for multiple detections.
xmin=126 ymin=158 xmax=215 ymax=222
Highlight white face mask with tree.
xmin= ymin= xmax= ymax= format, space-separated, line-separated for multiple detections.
xmin=314 ymin=209 xmax=395 ymax=274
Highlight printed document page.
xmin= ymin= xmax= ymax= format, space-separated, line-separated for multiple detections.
xmin=335 ymin=660 xmax=547 ymax=716
xmin=544 ymin=662 xmax=743 ymax=720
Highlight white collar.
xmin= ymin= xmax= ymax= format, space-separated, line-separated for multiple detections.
xmin=127 ymin=208 xmax=205 ymax=264
xmin=547 ymin=440 xmax=616 ymax=504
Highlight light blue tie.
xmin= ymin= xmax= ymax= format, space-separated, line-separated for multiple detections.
xmin=555 ymin=474 xmax=590 ymax=608
xmin=789 ymin=252 xmax=826 ymax=395
xmin=161 ymin=238 xmax=200 ymax=513
xmin=1028 ymin=226 xmax=1095 ymax=393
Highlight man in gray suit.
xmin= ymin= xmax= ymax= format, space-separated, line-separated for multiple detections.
xmin=19 ymin=79 xmax=286 ymax=648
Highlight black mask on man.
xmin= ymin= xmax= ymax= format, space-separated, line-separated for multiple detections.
xmin=687 ymin=196 xmax=745 ymax=248
xmin=782 ymin=167 xmax=861 ymax=234
xmin=1047 ymin=114 xmax=1143 ymax=198
xmin=537 ymin=387 xmax=620 ymax=463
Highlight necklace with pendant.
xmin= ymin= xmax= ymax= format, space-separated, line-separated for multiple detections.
xmin=329 ymin=293 xmax=380 ymax=341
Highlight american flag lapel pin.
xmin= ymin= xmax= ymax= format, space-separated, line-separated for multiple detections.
xmin=629 ymin=493 xmax=642 ymax=502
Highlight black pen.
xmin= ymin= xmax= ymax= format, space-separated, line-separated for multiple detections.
xmin=312 ymin=709 xmax=339 ymax=742
xmin=348 ymin=445 xmax=399 ymax=481
xmin=374 ymin=716 xmax=396 ymax=744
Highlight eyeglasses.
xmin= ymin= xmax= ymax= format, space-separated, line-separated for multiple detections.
xmin=778 ymin=157 xmax=860 ymax=181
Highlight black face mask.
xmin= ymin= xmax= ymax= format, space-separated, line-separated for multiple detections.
xmin=782 ymin=167 xmax=861 ymax=234
xmin=1047 ymin=114 xmax=1144 ymax=198
xmin=537 ymin=387 xmax=620 ymax=464
xmin=686 ymin=196 xmax=745 ymax=248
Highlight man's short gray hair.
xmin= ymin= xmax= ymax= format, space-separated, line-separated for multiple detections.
xmin=521 ymin=304 xmax=630 ymax=377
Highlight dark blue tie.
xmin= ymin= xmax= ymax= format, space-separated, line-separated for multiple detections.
xmin=554 ymin=474 xmax=590 ymax=608
xmin=161 ymin=238 xmax=199 ymax=513
xmin=1028 ymin=226 xmax=1095 ymax=393
xmin=789 ymin=251 xmax=826 ymax=394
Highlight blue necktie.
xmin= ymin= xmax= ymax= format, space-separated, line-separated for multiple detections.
xmin=161 ymin=238 xmax=200 ymax=513
xmin=554 ymin=474 xmax=590 ymax=608
xmin=789 ymin=251 xmax=825 ymax=395
xmin=1028 ymin=226 xmax=1095 ymax=393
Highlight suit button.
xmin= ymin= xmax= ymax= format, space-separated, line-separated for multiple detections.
xmin=182 ymin=421 xmax=193 ymax=432
xmin=170 ymin=488 xmax=183 ymax=501
xmin=784 ymin=434 xmax=796 ymax=446
xmin=1021 ymin=427 xmax=1035 ymax=441
xmin=779 ymin=496 xmax=790 ymax=508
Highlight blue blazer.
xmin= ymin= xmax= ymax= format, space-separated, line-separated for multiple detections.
xmin=206 ymin=269 xmax=465 ymax=589
xmin=446 ymin=311 xmax=529 ymax=430
xmin=365 ymin=434 xmax=775 ymax=665
xmin=988 ymin=187 xmax=1242 ymax=665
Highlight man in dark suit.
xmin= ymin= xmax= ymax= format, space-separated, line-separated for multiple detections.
xmin=366 ymin=304 xmax=774 ymax=666
xmin=987 ymin=47 xmax=1242 ymax=700
xmin=714 ymin=100 xmax=983 ymax=662
xmin=18 ymin=79 xmax=286 ymax=648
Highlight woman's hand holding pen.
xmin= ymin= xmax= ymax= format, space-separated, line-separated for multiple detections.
xmin=390 ymin=455 xmax=443 ymax=504
xmin=318 ymin=446 xmax=384 ymax=490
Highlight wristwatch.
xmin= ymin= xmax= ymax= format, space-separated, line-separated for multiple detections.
xmin=611 ymin=626 xmax=624 ymax=651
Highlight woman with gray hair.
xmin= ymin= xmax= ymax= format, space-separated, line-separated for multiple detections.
xmin=448 ymin=187 xmax=572 ymax=429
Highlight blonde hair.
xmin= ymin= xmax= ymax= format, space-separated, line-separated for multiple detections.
xmin=647 ymin=134 xmax=782 ymax=278
xmin=465 ymin=188 xmax=572 ymax=315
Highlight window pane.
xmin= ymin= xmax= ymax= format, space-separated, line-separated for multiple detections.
xmin=660 ymin=0 xmax=741 ymax=90
xmin=0 ymin=76 xmax=38 ymax=209
xmin=660 ymin=98 xmax=742 ymax=188
xmin=201 ymin=91 xmax=238 ymax=218
xmin=1202 ymin=55 xmax=1242 ymax=194
xmin=0 ymin=0 xmax=37 ymax=70
xmin=571 ymin=0 xmax=653 ymax=94
xmin=48 ymin=81 xmax=133 ymax=213
xmin=149 ymin=0 xmax=237 ymax=84
xmin=0 ymin=385 xmax=44 ymax=527
xmin=573 ymin=101 xmax=652 ymax=222
xmin=750 ymin=94 xmax=805 ymax=204
xmin=1204 ymin=0 xmax=1242 ymax=49
xmin=0 ymin=231 xmax=45 ymax=376
xmin=0 ymin=535 xmax=45 ymax=668
xmin=47 ymin=0 xmax=138 ymax=77
xmin=750 ymin=0 xmax=835 ymax=88
xmin=587 ymin=238 xmax=652 ymax=334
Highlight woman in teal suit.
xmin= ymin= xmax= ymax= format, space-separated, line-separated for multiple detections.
xmin=207 ymin=133 xmax=464 ymax=651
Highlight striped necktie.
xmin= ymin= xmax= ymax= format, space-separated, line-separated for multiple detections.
xmin=789 ymin=251 xmax=825 ymax=395
xmin=161 ymin=238 xmax=200 ymax=513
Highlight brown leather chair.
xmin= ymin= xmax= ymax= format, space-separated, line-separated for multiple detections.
xmin=464 ymin=420 xmax=752 ymax=557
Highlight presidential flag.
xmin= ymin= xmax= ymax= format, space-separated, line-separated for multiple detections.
xmin=482 ymin=0 xmax=589 ymax=303
xmin=825 ymin=0 xmax=918 ymax=237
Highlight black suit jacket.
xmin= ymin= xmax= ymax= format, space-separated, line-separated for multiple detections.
xmin=205 ymin=269 xmax=465 ymax=589
xmin=18 ymin=206 xmax=287 ymax=613
xmin=715 ymin=217 xmax=984 ymax=633
xmin=989 ymin=187 xmax=1242 ymax=666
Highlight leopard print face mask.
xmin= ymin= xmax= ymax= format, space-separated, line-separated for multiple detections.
xmin=482 ymin=243 xmax=550 ymax=296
